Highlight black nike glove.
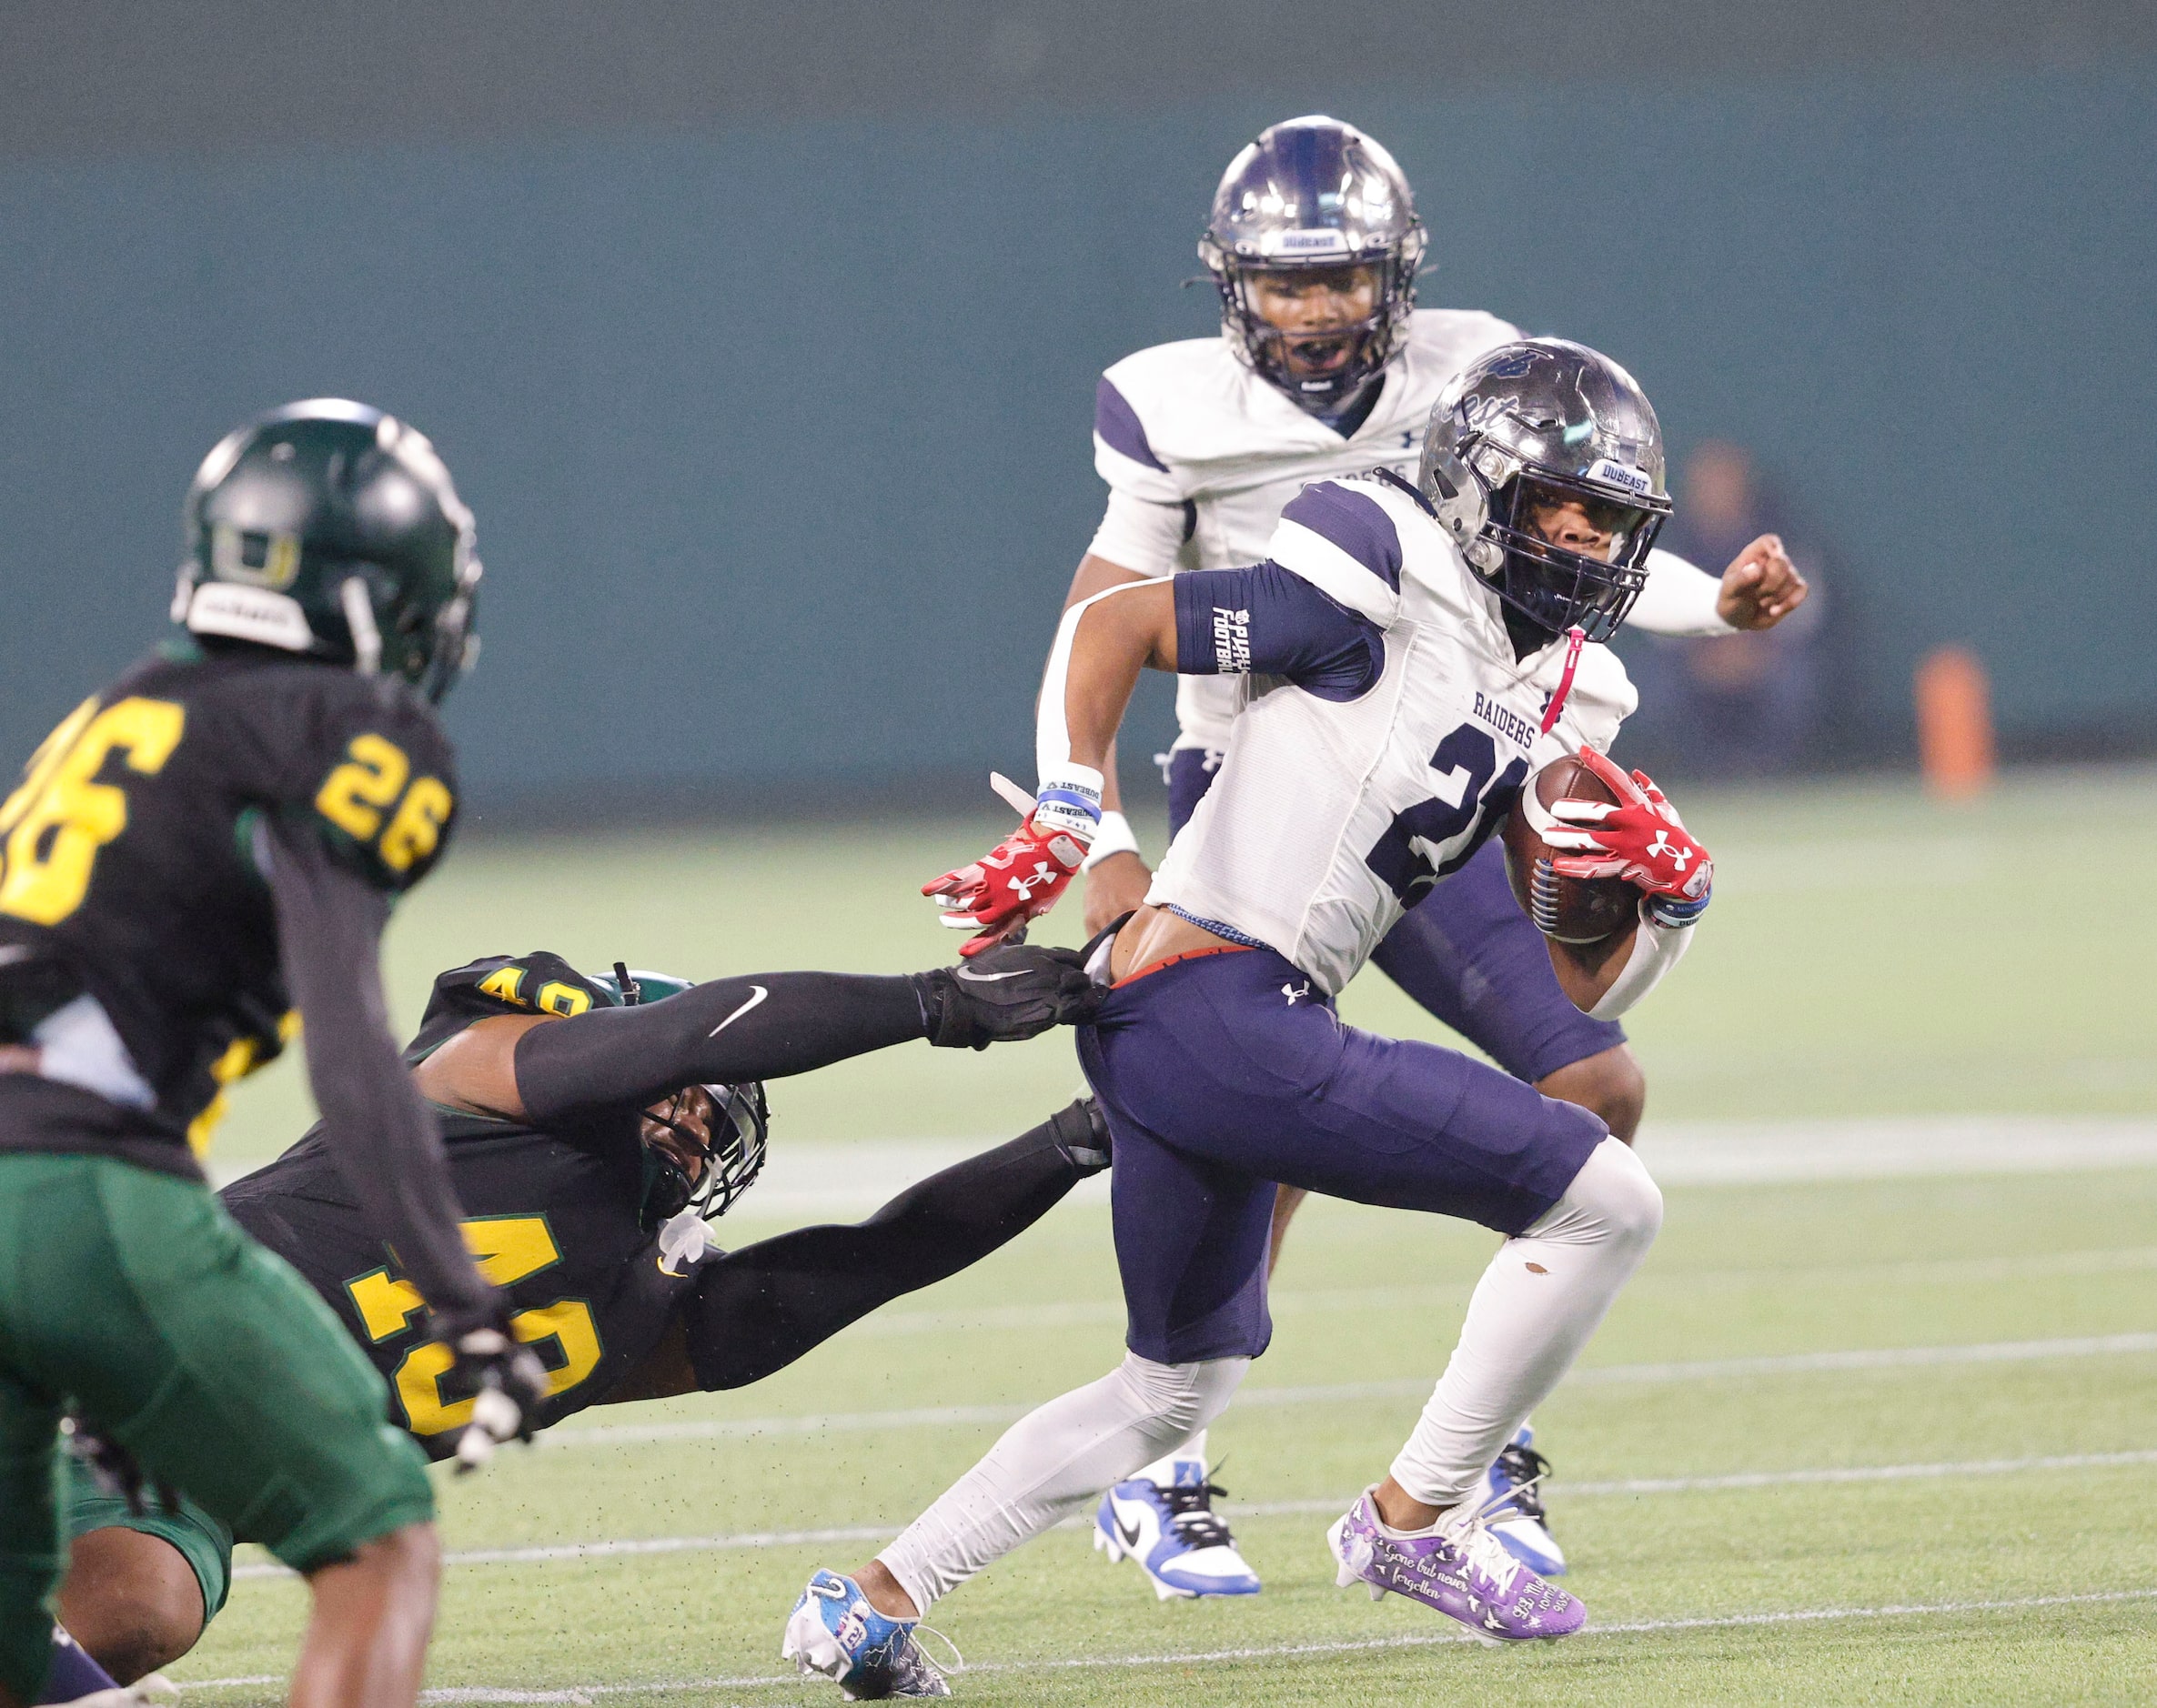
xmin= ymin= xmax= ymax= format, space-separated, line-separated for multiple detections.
xmin=431 ymin=1302 xmax=550 ymax=1472
xmin=912 ymin=943 xmax=1103 ymax=1050
xmin=1049 ymin=1096 xmax=1114 ymax=1175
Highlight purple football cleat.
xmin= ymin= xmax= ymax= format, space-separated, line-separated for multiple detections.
xmin=1326 ymin=1487 xmax=1585 ymax=1644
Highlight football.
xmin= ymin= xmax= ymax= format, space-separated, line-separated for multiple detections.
xmin=1501 ymin=755 xmax=1641 ymax=944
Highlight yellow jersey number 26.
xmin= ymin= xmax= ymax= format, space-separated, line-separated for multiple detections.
xmin=0 ymin=697 xmax=187 ymax=928
xmin=314 ymin=733 xmax=454 ymax=880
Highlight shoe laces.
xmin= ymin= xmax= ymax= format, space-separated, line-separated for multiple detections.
xmin=1162 ymin=1470 xmax=1237 ymax=1551
xmin=1449 ymin=1512 xmax=1528 ymax=1596
xmin=908 ymin=1623 xmax=964 ymax=1683
xmin=1489 ymin=1440 xmax=1553 ymax=1524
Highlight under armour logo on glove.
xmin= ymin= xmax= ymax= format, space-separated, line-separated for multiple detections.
xmin=923 ymin=770 xmax=1100 ymax=958
xmin=1541 ymin=747 xmax=1714 ymax=908
xmin=1006 ymin=861 xmax=1063 ymax=901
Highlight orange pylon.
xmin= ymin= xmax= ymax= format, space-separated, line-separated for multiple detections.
xmin=1914 ymin=645 xmax=1995 ymax=799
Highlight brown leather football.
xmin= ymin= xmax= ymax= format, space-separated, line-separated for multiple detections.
xmin=1501 ymin=756 xmax=1640 ymax=944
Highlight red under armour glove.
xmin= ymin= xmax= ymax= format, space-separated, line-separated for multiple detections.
xmin=923 ymin=769 xmax=1102 ymax=958
xmin=1542 ymin=746 xmax=1713 ymax=914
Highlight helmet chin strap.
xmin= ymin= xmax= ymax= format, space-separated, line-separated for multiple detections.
xmin=1540 ymin=627 xmax=1588 ymax=735
xmin=338 ymin=576 xmax=382 ymax=677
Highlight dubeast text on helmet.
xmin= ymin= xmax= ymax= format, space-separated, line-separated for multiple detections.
xmin=1417 ymin=339 xmax=1671 ymax=643
xmin=173 ymin=399 xmax=482 ymax=703
xmin=1198 ymin=115 xmax=1426 ymax=414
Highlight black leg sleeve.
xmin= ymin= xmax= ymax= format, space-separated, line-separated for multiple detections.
xmin=682 ymin=1100 xmax=1104 ymax=1391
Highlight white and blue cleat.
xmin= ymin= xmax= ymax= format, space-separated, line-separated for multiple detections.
xmin=1094 ymin=1454 xmax=1261 ymax=1600
xmin=781 ymin=1570 xmax=953 ymax=1699
xmin=1484 ymin=1425 xmax=1566 ymax=1577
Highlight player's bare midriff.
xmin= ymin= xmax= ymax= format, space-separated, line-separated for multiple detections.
xmin=1107 ymin=903 xmax=1237 ymax=982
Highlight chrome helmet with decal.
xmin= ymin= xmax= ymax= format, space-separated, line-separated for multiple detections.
xmin=1197 ymin=115 xmax=1426 ymax=414
xmin=174 ymin=399 xmax=482 ymax=703
xmin=1417 ymin=338 xmax=1671 ymax=643
xmin=593 ymin=963 xmax=771 ymax=1228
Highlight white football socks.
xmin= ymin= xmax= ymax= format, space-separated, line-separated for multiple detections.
xmin=878 ymin=1353 xmax=1247 ymax=1613
xmin=1388 ymin=1137 xmax=1663 ymax=1512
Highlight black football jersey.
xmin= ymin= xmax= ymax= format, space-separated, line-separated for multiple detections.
xmin=221 ymin=951 xmax=702 ymax=1456
xmin=0 ymin=641 xmax=458 ymax=1177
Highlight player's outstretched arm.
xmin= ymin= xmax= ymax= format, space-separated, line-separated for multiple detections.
xmin=412 ymin=946 xmax=1100 ymax=1125
xmin=1629 ymin=539 xmax=1806 ymax=636
xmin=266 ymin=817 xmax=494 ymax=1319
xmin=600 ymin=1100 xmax=1112 ymax=1401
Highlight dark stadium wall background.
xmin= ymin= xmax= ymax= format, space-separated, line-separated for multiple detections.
xmin=0 ymin=65 xmax=2150 ymax=817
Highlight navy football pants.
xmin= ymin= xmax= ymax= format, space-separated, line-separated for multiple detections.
xmin=1078 ymin=946 xmax=1607 ymax=1365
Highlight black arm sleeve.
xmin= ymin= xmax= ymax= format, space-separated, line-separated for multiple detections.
xmin=266 ymin=818 xmax=493 ymax=1317
xmin=680 ymin=1100 xmax=1099 ymax=1390
xmin=513 ymin=971 xmax=931 ymax=1123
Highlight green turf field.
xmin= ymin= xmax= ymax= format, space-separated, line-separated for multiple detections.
xmin=172 ymin=767 xmax=2157 ymax=1703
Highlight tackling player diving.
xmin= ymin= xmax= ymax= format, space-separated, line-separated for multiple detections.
xmin=785 ymin=338 xmax=1720 ymax=1695
xmin=52 ymin=944 xmax=1103 ymax=1684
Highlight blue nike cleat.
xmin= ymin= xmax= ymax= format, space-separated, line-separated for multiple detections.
xmin=1094 ymin=1455 xmax=1261 ymax=1599
xmin=1484 ymin=1426 xmax=1567 ymax=1576
xmin=781 ymin=1570 xmax=953 ymax=1699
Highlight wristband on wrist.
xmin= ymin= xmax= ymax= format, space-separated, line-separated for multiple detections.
xmin=1081 ymin=809 xmax=1142 ymax=871
xmin=1645 ymin=884 xmax=1710 ymax=929
xmin=1032 ymin=765 xmax=1104 ymax=845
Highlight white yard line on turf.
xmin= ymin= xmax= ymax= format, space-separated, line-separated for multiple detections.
xmin=536 ymin=1331 xmax=2157 ymax=1448
xmin=873 ymin=1242 xmax=2157 ymax=1336
xmin=176 ymin=1586 xmax=2157 ymax=1696
xmin=227 ymin=1446 xmax=2157 ymax=1582
xmin=208 ymin=1115 xmax=2157 ymax=1195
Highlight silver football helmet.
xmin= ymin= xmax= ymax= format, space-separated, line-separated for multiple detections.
xmin=1418 ymin=338 xmax=1671 ymax=643
xmin=1198 ymin=115 xmax=1426 ymax=414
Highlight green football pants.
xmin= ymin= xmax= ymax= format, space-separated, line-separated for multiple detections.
xmin=0 ymin=1153 xmax=434 ymax=1700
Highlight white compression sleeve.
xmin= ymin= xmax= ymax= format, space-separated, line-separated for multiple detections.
xmin=1086 ymin=490 xmax=1187 ymax=578
xmin=1628 ymin=548 xmax=1735 ymax=638
xmin=879 ymin=1353 xmax=1248 ymax=1613
xmin=1588 ymin=911 xmax=1694 ymax=1020
xmin=1035 ymin=577 xmax=1173 ymax=779
xmin=1389 ymin=1138 xmax=1662 ymax=1511
xmin=1133 ymin=1427 xmax=1208 ymax=1487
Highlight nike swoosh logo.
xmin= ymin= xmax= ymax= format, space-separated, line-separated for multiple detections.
xmin=1116 ymin=1512 xmax=1144 ymax=1550
xmin=708 ymin=986 xmax=768 ymax=1037
xmin=955 ymin=967 xmax=1027 ymax=983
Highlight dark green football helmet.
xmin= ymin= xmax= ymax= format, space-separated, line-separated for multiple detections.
xmin=171 ymin=398 xmax=482 ymax=702
xmin=593 ymin=962 xmax=771 ymax=1226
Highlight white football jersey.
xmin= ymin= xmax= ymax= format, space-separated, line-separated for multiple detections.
xmin=1091 ymin=309 xmax=1726 ymax=753
xmin=1148 ymin=470 xmax=1637 ymax=996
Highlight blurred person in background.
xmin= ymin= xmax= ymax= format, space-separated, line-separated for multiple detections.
xmin=1630 ymin=441 xmax=1829 ymax=779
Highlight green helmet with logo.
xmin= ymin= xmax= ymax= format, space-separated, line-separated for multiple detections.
xmin=171 ymin=398 xmax=482 ymax=702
